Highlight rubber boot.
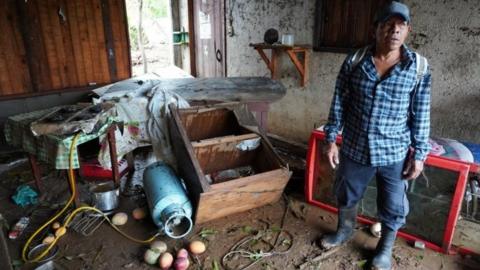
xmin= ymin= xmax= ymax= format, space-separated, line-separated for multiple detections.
xmin=371 ymin=226 xmax=397 ymax=270
xmin=319 ymin=206 xmax=357 ymax=249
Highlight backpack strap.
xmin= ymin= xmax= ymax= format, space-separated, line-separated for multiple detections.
xmin=410 ymin=52 xmax=429 ymax=116
xmin=415 ymin=52 xmax=428 ymax=83
xmin=350 ymin=46 xmax=370 ymax=70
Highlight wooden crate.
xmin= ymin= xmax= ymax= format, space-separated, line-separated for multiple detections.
xmin=169 ymin=104 xmax=291 ymax=224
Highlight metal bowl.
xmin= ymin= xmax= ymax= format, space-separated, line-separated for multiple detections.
xmin=89 ymin=182 xmax=120 ymax=212
xmin=27 ymin=243 xmax=59 ymax=263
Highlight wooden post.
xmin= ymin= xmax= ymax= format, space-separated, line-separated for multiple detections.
xmin=28 ymin=154 xmax=42 ymax=193
xmin=270 ymin=48 xmax=278 ymax=80
xmin=303 ymin=49 xmax=309 ymax=87
xmin=107 ymin=125 xmax=120 ymax=185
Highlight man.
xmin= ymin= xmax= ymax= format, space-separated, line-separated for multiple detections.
xmin=321 ymin=1 xmax=431 ymax=270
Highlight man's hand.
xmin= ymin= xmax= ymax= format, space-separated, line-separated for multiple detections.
xmin=402 ymin=158 xmax=424 ymax=180
xmin=324 ymin=142 xmax=340 ymax=169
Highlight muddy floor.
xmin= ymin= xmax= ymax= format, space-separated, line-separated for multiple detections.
xmin=0 ymin=150 xmax=479 ymax=270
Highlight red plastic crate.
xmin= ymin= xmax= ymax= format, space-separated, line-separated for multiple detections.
xmin=80 ymin=158 xmax=129 ymax=180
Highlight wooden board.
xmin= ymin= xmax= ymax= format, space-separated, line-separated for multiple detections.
xmin=155 ymin=77 xmax=287 ymax=103
xmin=195 ymin=168 xmax=291 ymax=223
xmin=0 ymin=0 xmax=131 ymax=98
xmin=0 ymin=0 xmax=32 ymax=96
xmin=194 ymin=138 xmax=261 ymax=175
xmin=181 ymin=108 xmax=246 ymax=141
xmin=192 ymin=133 xmax=259 ymax=148
xmin=168 ymin=105 xmax=210 ymax=194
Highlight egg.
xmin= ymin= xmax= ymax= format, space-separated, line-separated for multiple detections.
xmin=159 ymin=252 xmax=174 ymax=270
xmin=177 ymin=248 xmax=188 ymax=259
xmin=174 ymin=257 xmax=190 ymax=270
xmin=370 ymin=222 xmax=382 ymax=238
xmin=111 ymin=212 xmax=128 ymax=226
xmin=55 ymin=226 xmax=67 ymax=237
xmin=132 ymin=207 xmax=147 ymax=220
xmin=189 ymin=240 xmax=206 ymax=255
xmin=42 ymin=234 xmax=55 ymax=244
xmin=150 ymin=240 xmax=167 ymax=253
xmin=144 ymin=248 xmax=161 ymax=265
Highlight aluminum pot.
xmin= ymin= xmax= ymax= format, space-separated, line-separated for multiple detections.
xmin=90 ymin=182 xmax=119 ymax=212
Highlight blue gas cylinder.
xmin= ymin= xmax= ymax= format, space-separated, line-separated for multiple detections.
xmin=143 ymin=161 xmax=193 ymax=239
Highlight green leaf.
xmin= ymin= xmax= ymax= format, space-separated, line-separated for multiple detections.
xmin=242 ymin=226 xmax=253 ymax=234
xmin=212 ymin=260 xmax=220 ymax=270
xmin=270 ymin=225 xmax=281 ymax=232
xmin=281 ymin=239 xmax=291 ymax=246
xmin=356 ymin=259 xmax=367 ymax=267
xmin=198 ymin=228 xmax=216 ymax=239
xmin=249 ymin=250 xmax=264 ymax=261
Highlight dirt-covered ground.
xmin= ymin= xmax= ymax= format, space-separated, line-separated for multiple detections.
xmin=1 ymin=150 xmax=479 ymax=270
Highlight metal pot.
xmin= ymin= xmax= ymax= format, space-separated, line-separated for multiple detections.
xmin=90 ymin=182 xmax=119 ymax=212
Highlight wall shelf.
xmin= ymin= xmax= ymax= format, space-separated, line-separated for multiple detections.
xmin=250 ymin=43 xmax=310 ymax=87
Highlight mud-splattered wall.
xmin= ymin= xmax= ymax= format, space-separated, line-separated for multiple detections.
xmin=226 ymin=0 xmax=480 ymax=144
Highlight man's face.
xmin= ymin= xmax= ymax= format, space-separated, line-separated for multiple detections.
xmin=375 ymin=16 xmax=411 ymax=51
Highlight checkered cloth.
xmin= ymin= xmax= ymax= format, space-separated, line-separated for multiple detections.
xmin=324 ymin=45 xmax=431 ymax=166
xmin=4 ymin=107 xmax=115 ymax=169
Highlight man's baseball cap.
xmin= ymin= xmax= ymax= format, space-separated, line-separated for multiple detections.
xmin=375 ymin=1 xmax=410 ymax=24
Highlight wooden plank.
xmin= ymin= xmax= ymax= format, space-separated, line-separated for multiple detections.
xmin=109 ymin=0 xmax=126 ymax=79
xmin=117 ymin=0 xmax=131 ymax=78
xmin=0 ymin=0 xmax=14 ymax=95
xmin=65 ymin=0 xmax=86 ymax=85
xmin=187 ymin=0 xmax=196 ymax=76
xmin=255 ymin=48 xmax=272 ymax=73
xmin=100 ymin=0 xmax=117 ymax=81
xmin=195 ymin=168 xmax=291 ymax=223
xmin=169 ymin=104 xmax=210 ymax=194
xmin=76 ymin=0 xmax=94 ymax=83
xmin=92 ymin=0 xmax=110 ymax=83
xmin=192 ymin=133 xmax=259 ymax=148
xmin=11 ymin=0 xmax=33 ymax=94
xmin=250 ymin=43 xmax=311 ymax=50
xmin=84 ymin=0 xmax=101 ymax=84
xmin=0 ymin=0 xmax=28 ymax=95
xmin=3 ymin=0 xmax=32 ymax=95
xmin=16 ymin=0 xmax=52 ymax=91
xmin=181 ymin=108 xmax=245 ymax=141
xmin=286 ymin=50 xmax=305 ymax=77
xmin=194 ymin=139 xmax=259 ymax=175
xmin=48 ymin=0 xmax=69 ymax=88
xmin=154 ymin=77 xmax=287 ymax=103
xmin=0 ymin=47 xmax=12 ymax=95
xmin=37 ymin=0 xmax=62 ymax=89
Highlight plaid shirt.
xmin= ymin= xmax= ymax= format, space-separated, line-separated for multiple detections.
xmin=325 ymin=46 xmax=431 ymax=166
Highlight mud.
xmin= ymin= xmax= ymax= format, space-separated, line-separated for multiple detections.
xmin=0 ymin=150 xmax=478 ymax=270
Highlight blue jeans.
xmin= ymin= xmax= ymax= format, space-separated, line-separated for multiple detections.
xmin=334 ymin=154 xmax=409 ymax=231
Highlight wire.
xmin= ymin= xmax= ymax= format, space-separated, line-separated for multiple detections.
xmin=22 ymin=132 xmax=158 ymax=263
xmin=22 ymin=133 xmax=81 ymax=262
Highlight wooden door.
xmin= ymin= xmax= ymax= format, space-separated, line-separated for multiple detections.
xmin=193 ymin=0 xmax=225 ymax=77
